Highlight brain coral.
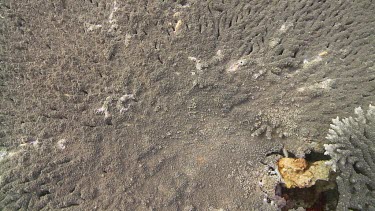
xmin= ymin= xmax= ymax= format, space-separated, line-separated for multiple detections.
xmin=324 ymin=105 xmax=375 ymax=210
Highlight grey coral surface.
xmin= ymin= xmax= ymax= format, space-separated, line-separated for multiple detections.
xmin=325 ymin=105 xmax=375 ymax=210
xmin=1 ymin=0 xmax=375 ymax=210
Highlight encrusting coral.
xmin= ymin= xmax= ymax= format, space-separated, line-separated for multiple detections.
xmin=324 ymin=105 xmax=375 ymax=210
xmin=277 ymin=158 xmax=330 ymax=189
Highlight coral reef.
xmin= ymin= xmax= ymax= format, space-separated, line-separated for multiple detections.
xmin=324 ymin=105 xmax=375 ymax=210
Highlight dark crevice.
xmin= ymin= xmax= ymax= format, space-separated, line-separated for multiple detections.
xmin=366 ymin=184 xmax=374 ymax=192
xmin=37 ymin=190 xmax=51 ymax=197
xmin=274 ymin=150 xmax=339 ymax=210
xmin=70 ymin=186 xmax=76 ymax=193
xmin=81 ymin=89 xmax=88 ymax=95
xmin=177 ymin=0 xmax=187 ymax=6
xmin=292 ymin=48 xmax=299 ymax=58
xmin=265 ymin=149 xmax=296 ymax=158
xmin=276 ymin=174 xmax=339 ymax=211
xmin=304 ymin=151 xmax=331 ymax=162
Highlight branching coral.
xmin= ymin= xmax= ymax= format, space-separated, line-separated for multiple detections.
xmin=250 ymin=108 xmax=300 ymax=140
xmin=324 ymin=105 xmax=375 ymax=210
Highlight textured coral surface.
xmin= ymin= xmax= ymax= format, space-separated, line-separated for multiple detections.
xmin=1 ymin=0 xmax=374 ymax=210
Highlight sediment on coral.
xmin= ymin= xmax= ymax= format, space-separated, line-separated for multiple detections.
xmin=324 ymin=105 xmax=375 ymax=210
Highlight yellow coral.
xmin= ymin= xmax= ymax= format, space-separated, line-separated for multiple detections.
xmin=277 ymin=158 xmax=331 ymax=188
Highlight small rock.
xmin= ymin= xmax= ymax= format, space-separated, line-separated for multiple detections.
xmin=277 ymin=158 xmax=331 ymax=188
